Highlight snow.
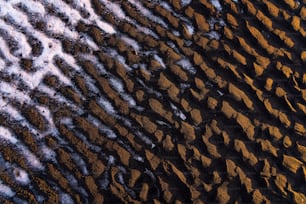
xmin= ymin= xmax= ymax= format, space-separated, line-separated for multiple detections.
xmin=128 ymin=0 xmax=168 ymax=27
xmin=0 ymin=81 xmax=31 ymax=103
xmin=137 ymin=25 xmax=159 ymax=38
xmin=95 ymin=20 xmax=116 ymax=34
xmin=40 ymin=145 xmax=56 ymax=161
xmin=170 ymin=103 xmax=187 ymax=120
xmin=45 ymin=15 xmax=79 ymax=39
xmin=176 ymin=58 xmax=196 ymax=74
xmin=0 ymin=182 xmax=15 ymax=197
xmin=0 ymin=126 xmax=18 ymax=144
xmin=122 ymin=94 xmax=136 ymax=107
xmin=73 ymin=0 xmax=116 ymax=34
xmin=20 ymin=146 xmax=43 ymax=169
xmin=13 ymin=167 xmax=30 ymax=185
xmin=210 ymin=0 xmax=222 ymax=12
xmin=181 ymin=0 xmax=192 ymax=7
xmin=121 ymin=35 xmax=140 ymax=51
xmin=110 ymin=77 xmax=124 ymax=92
xmin=18 ymin=0 xmax=45 ymax=14
xmin=71 ymin=153 xmax=89 ymax=175
xmin=98 ymin=97 xmax=116 ymax=114
xmin=0 ymin=2 xmax=30 ymax=28
xmin=1 ymin=105 xmax=24 ymax=121
xmin=205 ymin=31 xmax=221 ymax=40
xmin=36 ymin=105 xmax=56 ymax=134
xmin=0 ymin=37 xmax=17 ymax=63
xmin=0 ymin=58 xmax=5 ymax=69
xmin=87 ymin=115 xmax=117 ymax=139
xmin=0 ymin=19 xmax=31 ymax=58
xmin=217 ymin=90 xmax=224 ymax=96
xmin=184 ymin=23 xmax=194 ymax=36
xmin=60 ymin=193 xmax=74 ymax=204
xmin=153 ymin=54 xmax=166 ymax=68
xmin=100 ymin=0 xmax=127 ymax=19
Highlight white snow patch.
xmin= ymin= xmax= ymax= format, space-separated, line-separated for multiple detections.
xmin=72 ymin=153 xmax=88 ymax=175
xmin=88 ymin=115 xmax=117 ymax=139
xmin=128 ymin=0 xmax=168 ymax=27
xmin=181 ymin=0 xmax=192 ymax=7
xmin=133 ymin=155 xmax=144 ymax=162
xmin=73 ymin=0 xmax=116 ymax=34
xmin=40 ymin=145 xmax=56 ymax=161
xmin=176 ymin=58 xmax=196 ymax=74
xmin=98 ymin=97 xmax=116 ymax=114
xmin=110 ymin=77 xmax=124 ymax=92
xmin=122 ymin=94 xmax=136 ymax=107
xmin=0 ymin=1 xmax=31 ymax=28
xmin=121 ymin=36 xmax=140 ymax=51
xmin=170 ymin=103 xmax=186 ymax=120
xmin=184 ymin=23 xmax=194 ymax=36
xmin=153 ymin=54 xmax=166 ymax=68
xmin=36 ymin=106 xmax=55 ymax=134
xmin=0 ymin=81 xmax=31 ymax=103
xmin=0 ymin=126 xmax=18 ymax=144
xmin=2 ymin=105 xmax=24 ymax=121
xmin=137 ymin=25 xmax=159 ymax=38
xmin=45 ymin=15 xmax=78 ymax=39
xmin=205 ymin=31 xmax=221 ymax=40
xmin=0 ymin=182 xmax=15 ymax=197
xmin=20 ymin=146 xmax=43 ymax=169
xmin=19 ymin=0 xmax=46 ymax=14
xmin=210 ymin=0 xmax=222 ymax=12
xmin=60 ymin=193 xmax=74 ymax=204
xmin=108 ymin=155 xmax=115 ymax=165
xmin=96 ymin=20 xmax=116 ymax=34
xmin=0 ymin=19 xmax=31 ymax=58
xmin=0 ymin=37 xmax=17 ymax=63
xmin=13 ymin=167 xmax=30 ymax=185
xmin=100 ymin=0 xmax=127 ymax=19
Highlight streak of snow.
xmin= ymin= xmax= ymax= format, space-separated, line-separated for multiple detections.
xmin=0 ymin=126 xmax=18 ymax=144
xmin=0 ymin=182 xmax=15 ymax=197
xmin=181 ymin=0 xmax=192 ymax=7
xmin=20 ymin=146 xmax=43 ymax=169
xmin=0 ymin=81 xmax=31 ymax=103
xmin=0 ymin=19 xmax=31 ymax=58
xmin=60 ymin=193 xmax=74 ymax=204
xmin=98 ymin=97 xmax=116 ymax=114
xmin=205 ymin=31 xmax=221 ymax=40
xmin=73 ymin=0 xmax=116 ymax=34
xmin=153 ymin=54 xmax=166 ymax=68
xmin=128 ymin=0 xmax=168 ymax=27
xmin=176 ymin=58 xmax=196 ymax=74
xmin=40 ymin=145 xmax=56 ymax=161
xmin=100 ymin=0 xmax=127 ymax=19
xmin=0 ymin=37 xmax=17 ymax=63
xmin=121 ymin=35 xmax=140 ymax=51
xmin=210 ymin=0 xmax=222 ymax=12
xmin=17 ymin=0 xmax=45 ymax=14
xmin=184 ymin=23 xmax=194 ymax=35
xmin=45 ymin=15 xmax=79 ymax=39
